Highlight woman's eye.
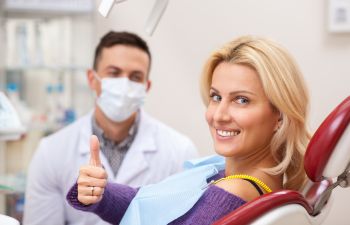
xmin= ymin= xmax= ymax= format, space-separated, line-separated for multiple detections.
xmin=209 ymin=93 xmax=221 ymax=102
xmin=235 ymin=96 xmax=249 ymax=104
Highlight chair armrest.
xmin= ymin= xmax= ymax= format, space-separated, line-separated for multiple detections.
xmin=212 ymin=190 xmax=312 ymax=225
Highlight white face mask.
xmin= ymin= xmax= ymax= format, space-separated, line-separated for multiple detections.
xmin=94 ymin=73 xmax=147 ymax=122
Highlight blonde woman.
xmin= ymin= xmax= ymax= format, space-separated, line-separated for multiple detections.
xmin=66 ymin=36 xmax=310 ymax=225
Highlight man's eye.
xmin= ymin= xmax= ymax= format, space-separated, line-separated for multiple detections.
xmin=209 ymin=93 xmax=221 ymax=102
xmin=130 ymin=73 xmax=143 ymax=82
xmin=107 ymin=71 xmax=121 ymax=78
xmin=235 ymin=96 xmax=249 ymax=104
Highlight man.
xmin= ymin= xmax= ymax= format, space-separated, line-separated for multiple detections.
xmin=23 ymin=31 xmax=198 ymax=225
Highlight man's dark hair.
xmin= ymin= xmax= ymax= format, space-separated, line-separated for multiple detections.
xmin=93 ymin=31 xmax=151 ymax=71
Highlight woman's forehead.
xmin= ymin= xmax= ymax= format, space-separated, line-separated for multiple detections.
xmin=211 ymin=63 xmax=264 ymax=94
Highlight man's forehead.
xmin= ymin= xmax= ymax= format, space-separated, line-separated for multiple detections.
xmin=98 ymin=45 xmax=149 ymax=66
xmin=101 ymin=44 xmax=149 ymax=58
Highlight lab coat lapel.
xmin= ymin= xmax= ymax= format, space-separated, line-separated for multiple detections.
xmin=116 ymin=110 xmax=157 ymax=184
xmin=77 ymin=113 xmax=93 ymax=163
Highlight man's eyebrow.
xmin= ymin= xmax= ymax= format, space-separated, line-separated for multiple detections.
xmin=104 ymin=65 xmax=120 ymax=70
xmin=104 ymin=65 xmax=146 ymax=74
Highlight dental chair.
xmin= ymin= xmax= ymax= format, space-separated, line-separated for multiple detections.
xmin=213 ymin=96 xmax=350 ymax=225
xmin=0 ymin=214 xmax=20 ymax=225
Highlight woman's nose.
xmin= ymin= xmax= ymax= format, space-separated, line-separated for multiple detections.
xmin=213 ymin=102 xmax=231 ymax=122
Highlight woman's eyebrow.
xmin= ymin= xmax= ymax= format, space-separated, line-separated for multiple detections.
xmin=228 ymin=90 xmax=256 ymax=96
xmin=209 ymin=87 xmax=219 ymax=92
xmin=210 ymin=87 xmax=256 ymax=96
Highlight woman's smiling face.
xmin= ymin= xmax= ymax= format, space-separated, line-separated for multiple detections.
xmin=205 ymin=62 xmax=280 ymax=159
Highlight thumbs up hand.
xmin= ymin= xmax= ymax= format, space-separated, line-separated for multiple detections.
xmin=89 ymin=135 xmax=102 ymax=167
xmin=77 ymin=135 xmax=107 ymax=205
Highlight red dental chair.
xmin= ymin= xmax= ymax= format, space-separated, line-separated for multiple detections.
xmin=213 ymin=96 xmax=350 ymax=225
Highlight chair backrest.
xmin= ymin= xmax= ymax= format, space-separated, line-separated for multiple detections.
xmin=305 ymin=96 xmax=350 ymax=182
xmin=213 ymin=96 xmax=350 ymax=225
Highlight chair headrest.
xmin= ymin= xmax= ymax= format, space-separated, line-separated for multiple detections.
xmin=304 ymin=96 xmax=350 ymax=182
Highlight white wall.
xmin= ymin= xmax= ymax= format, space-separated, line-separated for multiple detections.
xmin=0 ymin=2 xmax=5 ymax=84
xmin=94 ymin=0 xmax=349 ymax=224
xmin=0 ymin=3 xmax=5 ymax=209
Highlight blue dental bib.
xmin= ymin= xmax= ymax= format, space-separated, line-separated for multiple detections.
xmin=120 ymin=155 xmax=225 ymax=225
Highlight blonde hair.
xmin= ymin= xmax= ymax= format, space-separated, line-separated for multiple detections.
xmin=200 ymin=36 xmax=310 ymax=191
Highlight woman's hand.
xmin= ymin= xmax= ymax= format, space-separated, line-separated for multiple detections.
xmin=77 ymin=135 xmax=108 ymax=205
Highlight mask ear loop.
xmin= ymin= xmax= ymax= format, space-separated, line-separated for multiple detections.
xmin=91 ymin=71 xmax=102 ymax=99
xmin=93 ymin=71 xmax=102 ymax=82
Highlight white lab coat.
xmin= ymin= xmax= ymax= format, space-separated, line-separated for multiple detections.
xmin=23 ymin=110 xmax=198 ymax=225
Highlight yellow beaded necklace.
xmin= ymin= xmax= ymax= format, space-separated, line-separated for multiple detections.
xmin=212 ymin=174 xmax=272 ymax=193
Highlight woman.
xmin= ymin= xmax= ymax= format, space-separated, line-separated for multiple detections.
xmin=66 ymin=35 xmax=310 ymax=225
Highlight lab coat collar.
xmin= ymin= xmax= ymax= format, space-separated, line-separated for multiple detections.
xmin=131 ymin=108 xmax=157 ymax=152
xmin=116 ymin=109 xmax=157 ymax=183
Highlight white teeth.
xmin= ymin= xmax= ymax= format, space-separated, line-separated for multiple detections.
xmin=217 ymin=130 xmax=240 ymax=137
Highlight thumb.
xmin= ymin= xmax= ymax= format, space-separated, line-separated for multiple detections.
xmin=89 ymin=135 xmax=102 ymax=167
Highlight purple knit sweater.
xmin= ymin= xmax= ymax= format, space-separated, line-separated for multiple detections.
xmin=66 ymin=172 xmax=246 ymax=225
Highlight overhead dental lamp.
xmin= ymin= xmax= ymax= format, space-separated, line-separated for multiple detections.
xmin=98 ymin=0 xmax=169 ymax=35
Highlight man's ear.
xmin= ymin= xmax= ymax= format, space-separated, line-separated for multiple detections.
xmin=87 ymin=69 xmax=97 ymax=90
xmin=146 ymin=80 xmax=152 ymax=92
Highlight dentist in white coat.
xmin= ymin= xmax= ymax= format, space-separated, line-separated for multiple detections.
xmin=23 ymin=31 xmax=198 ymax=225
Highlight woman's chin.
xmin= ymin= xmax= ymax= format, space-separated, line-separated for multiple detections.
xmin=214 ymin=144 xmax=239 ymax=157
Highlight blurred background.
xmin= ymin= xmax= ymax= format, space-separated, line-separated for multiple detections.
xmin=0 ymin=0 xmax=349 ymax=224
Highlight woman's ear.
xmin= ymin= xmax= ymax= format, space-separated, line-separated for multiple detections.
xmin=274 ymin=112 xmax=283 ymax=132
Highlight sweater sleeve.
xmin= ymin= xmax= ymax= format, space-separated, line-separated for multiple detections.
xmin=66 ymin=182 xmax=138 ymax=224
